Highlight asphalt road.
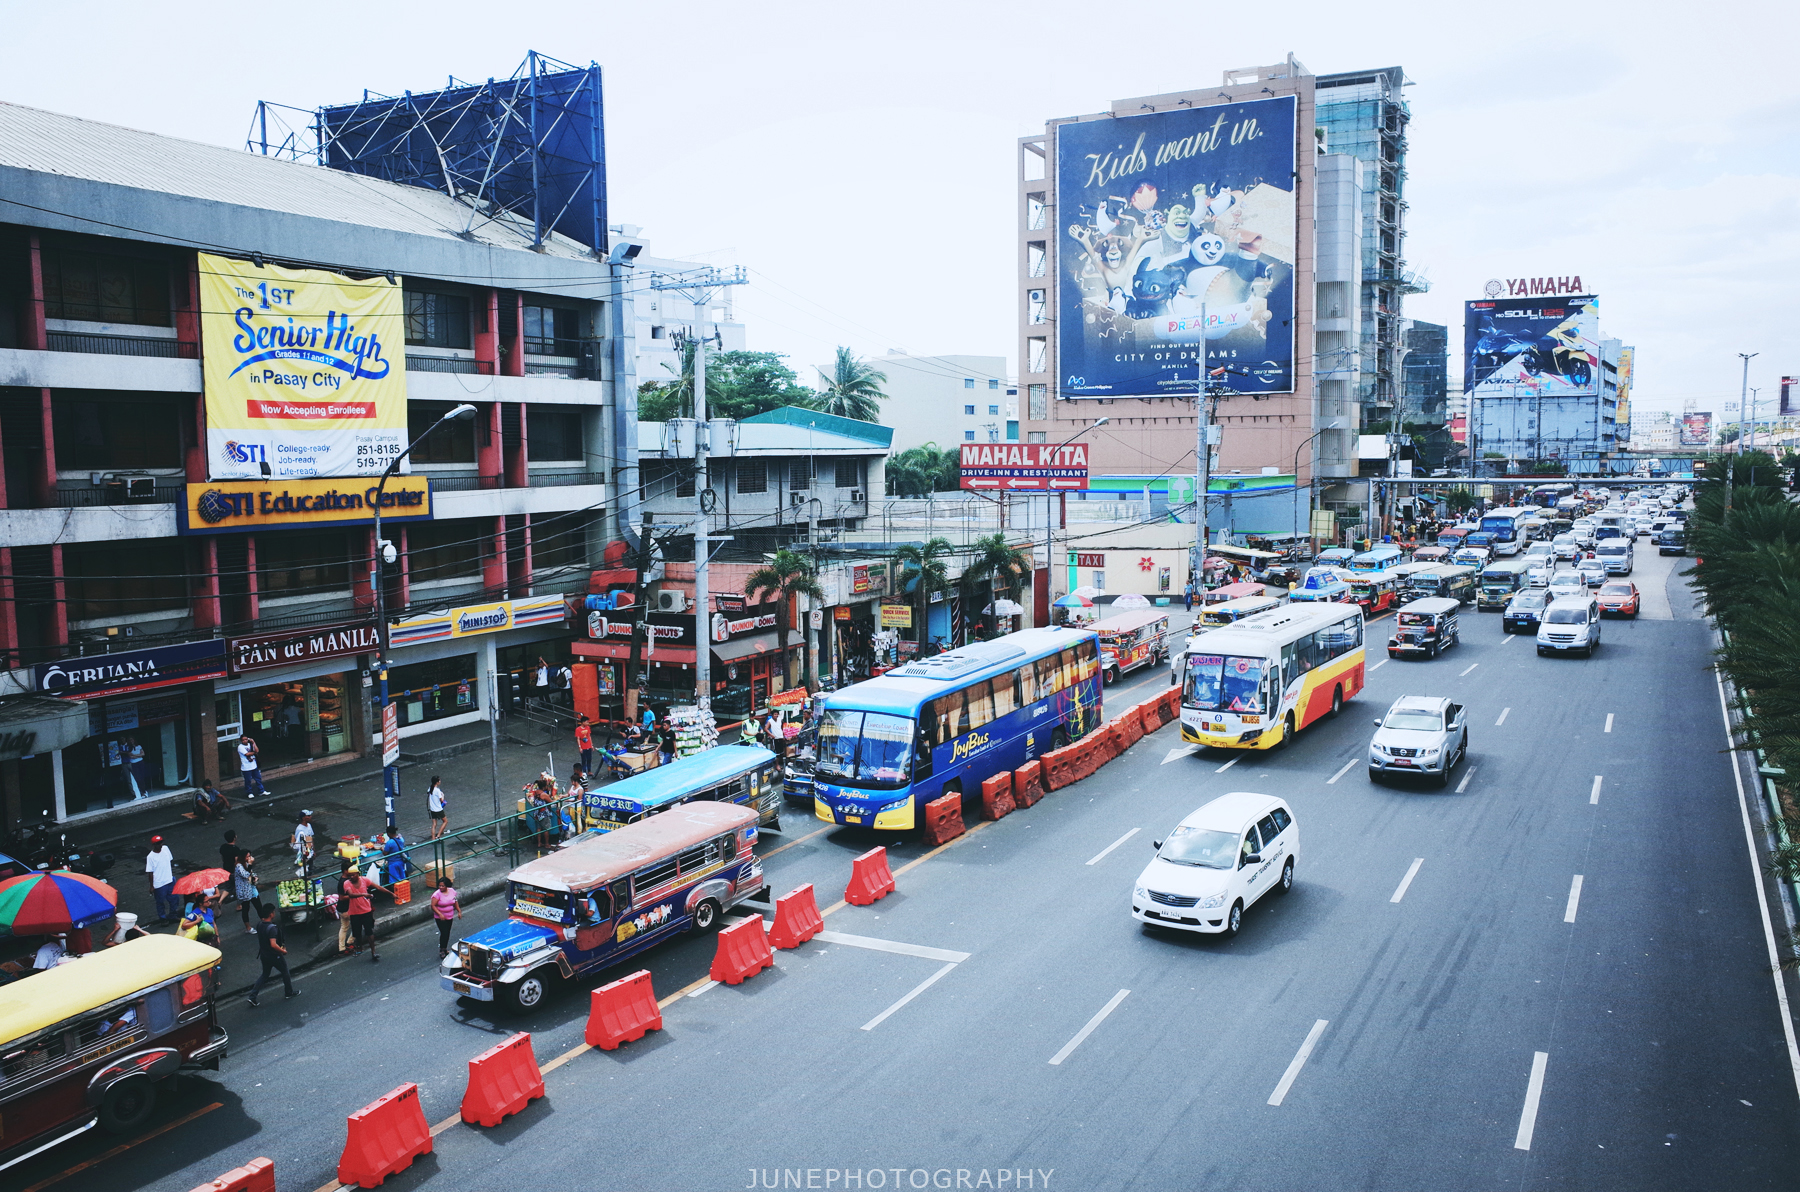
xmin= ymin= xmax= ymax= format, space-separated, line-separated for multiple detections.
xmin=23 ymin=555 xmax=1800 ymax=1192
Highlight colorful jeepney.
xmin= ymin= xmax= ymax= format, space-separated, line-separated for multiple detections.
xmin=1090 ymin=609 xmax=1172 ymax=683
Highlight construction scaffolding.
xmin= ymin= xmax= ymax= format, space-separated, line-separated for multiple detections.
xmin=247 ymin=51 xmax=607 ymax=254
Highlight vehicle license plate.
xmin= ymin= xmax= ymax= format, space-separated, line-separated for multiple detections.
xmin=846 ymin=815 xmax=862 ymax=824
xmin=1393 ymin=759 xmax=1414 ymax=767
xmin=454 ymin=981 xmax=472 ymax=994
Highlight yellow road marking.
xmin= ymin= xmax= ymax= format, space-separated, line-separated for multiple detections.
xmin=27 ymin=1102 xmax=224 ymax=1192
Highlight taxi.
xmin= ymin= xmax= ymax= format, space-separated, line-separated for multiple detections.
xmin=1596 ymin=580 xmax=1640 ymax=617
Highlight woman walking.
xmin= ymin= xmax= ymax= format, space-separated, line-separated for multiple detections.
xmin=430 ymin=877 xmax=462 ymax=960
xmin=234 ymin=853 xmax=262 ymax=933
xmin=426 ymin=776 xmax=448 ymax=840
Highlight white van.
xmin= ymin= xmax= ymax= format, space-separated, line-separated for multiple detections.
xmin=1132 ymin=792 xmax=1297 ymax=938
xmin=1537 ymin=596 xmax=1602 ymax=657
xmin=1594 ymin=537 xmax=1633 ymax=575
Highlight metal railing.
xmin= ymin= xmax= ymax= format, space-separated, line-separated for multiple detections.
xmin=47 ymin=331 xmax=197 ymax=359
xmin=390 ymin=791 xmax=590 ymax=878
xmin=51 ymin=483 xmax=185 ymax=508
xmin=430 ymin=470 xmax=605 ymax=492
xmin=406 ymin=354 xmax=488 ymax=375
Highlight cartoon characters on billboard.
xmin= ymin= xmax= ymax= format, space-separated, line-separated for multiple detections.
xmin=1056 ymin=97 xmax=1298 ymax=398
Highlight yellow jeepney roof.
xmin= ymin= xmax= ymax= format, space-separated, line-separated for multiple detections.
xmin=0 ymin=934 xmax=221 ymax=1046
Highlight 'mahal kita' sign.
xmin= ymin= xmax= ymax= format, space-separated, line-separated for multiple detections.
xmin=959 ymin=442 xmax=1089 ymax=491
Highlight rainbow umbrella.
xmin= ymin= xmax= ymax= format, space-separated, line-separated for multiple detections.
xmin=0 ymin=870 xmax=118 ymax=934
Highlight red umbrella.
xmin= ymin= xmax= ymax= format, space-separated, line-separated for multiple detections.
xmin=0 ymin=870 xmax=118 ymax=933
xmin=173 ymin=868 xmax=231 ymax=897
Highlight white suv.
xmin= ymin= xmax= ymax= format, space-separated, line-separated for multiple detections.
xmin=1132 ymin=792 xmax=1297 ymax=938
xmin=1537 ymin=595 xmax=1602 ymax=657
xmin=1368 ymin=695 xmax=1469 ymax=788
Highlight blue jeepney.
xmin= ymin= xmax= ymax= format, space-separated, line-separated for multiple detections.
xmin=1288 ymin=566 xmax=1352 ymax=603
xmin=442 ymin=802 xmax=766 ymax=1013
xmin=585 ymin=746 xmax=783 ymax=832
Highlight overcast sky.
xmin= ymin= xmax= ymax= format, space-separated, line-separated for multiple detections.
xmin=7 ymin=0 xmax=1795 ymax=418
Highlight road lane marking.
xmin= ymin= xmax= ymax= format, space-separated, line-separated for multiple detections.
xmin=815 ymin=930 xmax=971 ymax=963
xmin=1390 ymin=858 xmax=1424 ymax=903
xmin=1716 ymin=664 xmax=1800 ymax=1101
xmin=1216 ymin=756 xmax=1240 ymax=774
xmin=687 ymin=980 xmax=719 ymax=998
xmin=1456 ymin=766 xmax=1477 ymax=793
xmin=1514 ymin=1052 xmax=1550 ymax=1149
xmin=760 ymin=825 xmax=832 ymax=860
xmin=862 ymin=961 xmax=959 ymax=1031
xmin=1327 ymin=759 xmax=1357 ymax=784
xmin=1604 ymin=713 xmax=1614 ymax=733
xmin=1268 ymin=1019 xmax=1329 ymax=1106
xmin=1459 ymin=662 xmax=1479 ymax=677
xmin=1590 ymin=775 xmax=1603 ymax=804
xmin=1369 ymin=659 xmax=1388 ymax=672
xmin=1498 ymin=632 xmax=1516 ymax=645
xmin=1086 ymin=828 xmax=1141 ymax=866
xmin=1495 ymin=707 xmax=1511 ymax=726
xmin=1565 ymin=875 xmax=1584 ymax=922
xmin=1049 ymin=988 xmax=1131 ymax=1065
xmin=1162 ymin=746 xmax=1200 ymax=765
xmin=25 ymin=1102 xmax=222 ymax=1192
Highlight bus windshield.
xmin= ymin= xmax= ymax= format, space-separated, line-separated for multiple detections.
xmin=816 ymin=710 xmax=916 ymax=789
xmin=1184 ymin=654 xmax=1265 ymax=713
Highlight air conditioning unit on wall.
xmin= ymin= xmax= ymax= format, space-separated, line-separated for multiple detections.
xmin=654 ymin=590 xmax=689 ymax=613
xmin=849 ymin=488 xmax=865 ymax=504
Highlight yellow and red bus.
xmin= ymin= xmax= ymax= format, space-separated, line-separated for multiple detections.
xmin=1176 ymin=602 xmax=1365 ymax=750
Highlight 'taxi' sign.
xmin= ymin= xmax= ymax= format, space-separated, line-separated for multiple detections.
xmin=959 ymin=443 xmax=1089 ymax=491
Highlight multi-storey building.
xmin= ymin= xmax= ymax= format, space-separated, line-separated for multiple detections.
xmin=873 ymin=353 xmax=1014 ymax=454
xmin=0 ymin=98 xmax=627 ymax=828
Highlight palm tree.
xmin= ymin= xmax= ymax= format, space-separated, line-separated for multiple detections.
xmin=961 ymin=532 xmax=1035 ymax=637
xmin=892 ymin=537 xmax=954 ymax=649
xmin=744 ymin=549 xmax=825 ymax=689
xmin=886 ymin=443 xmax=959 ymax=496
xmin=816 ymin=346 xmax=887 ymax=422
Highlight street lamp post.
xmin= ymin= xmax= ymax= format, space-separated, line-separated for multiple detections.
xmin=371 ymin=402 xmax=477 ymax=832
xmin=1043 ymin=418 xmax=1107 ymax=621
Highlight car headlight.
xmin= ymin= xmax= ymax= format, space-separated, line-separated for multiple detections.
xmin=1133 ymin=886 xmax=1148 ymax=902
xmin=878 ymin=798 xmax=909 ymax=812
xmin=1196 ymin=892 xmax=1227 ymax=910
xmin=1370 ymin=744 xmax=1389 ymax=757
xmin=1422 ymin=747 xmax=1440 ymax=758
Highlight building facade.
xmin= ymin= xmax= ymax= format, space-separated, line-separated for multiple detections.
xmin=874 ymin=353 xmax=1014 ymax=453
xmin=0 ymin=99 xmax=626 ymax=827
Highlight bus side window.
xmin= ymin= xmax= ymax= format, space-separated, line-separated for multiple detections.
xmin=1075 ymin=638 xmax=1098 ymax=678
xmin=992 ymin=671 xmax=1018 ymax=719
xmin=1280 ymin=642 xmax=1298 ymax=688
xmin=581 ymin=889 xmax=612 ymax=921
xmin=676 ymin=846 xmax=708 ymax=875
xmin=914 ymin=720 xmax=935 ymax=779
xmin=918 ymin=702 xmax=939 ymax=749
xmin=1035 ymin=657 xmax=1059 ymax=697
xmin=610 ymin=878 xmax=632 ymax=914
xmin=708 ymin=834 xmax=736 ymax=865
xmin=1016 ymin=664 xmax=1039 ymax=703
xmin=1058 ymin=648 xmax=1078 ymax=690
xmin=1297 ymin=631 xmax=1320 ymax=673
xmin=966 ymin=680 xmax=995 ymax=729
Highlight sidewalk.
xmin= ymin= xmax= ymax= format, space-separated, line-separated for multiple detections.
xmin=73 ymin=712 xmax=599 ymax=990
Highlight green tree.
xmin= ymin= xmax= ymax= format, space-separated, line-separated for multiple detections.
xmin=816 ymin=346 xmax=887 ymax=422
xmin=744 ymin=549 xmax=825 ymax=689
xmin=892 ymin=536 xmax=954 ymax=645
xmin=960 ymin=532 xmax=1035 ymax=636
xmin=638 ymin=337 xmax=820 ymax=424
xmin=886 ymin=443 xmax=960 ymax=495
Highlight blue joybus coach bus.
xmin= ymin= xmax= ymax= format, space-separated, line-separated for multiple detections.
xmin=811 ymin=627 xmax=1103 ymax=830
xmin=583 ymin=745 xmax=784 ymax=833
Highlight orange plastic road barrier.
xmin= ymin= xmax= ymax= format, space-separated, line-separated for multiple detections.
xmin=1118 ymin=708 xmax=1144 ymax=747
xmin=460 ymin=1031 xmax=545 ymax=1127
xmin=845 ymin=846 xmax=897 ymax=906
xmin=584 ymin=970 xmax=663 ymax=1050
xmin=1012 ymin=761 xmax=1044 ymax=808
xmin=979 ymin=773 xmax=1015 ymax=821
xmin=920 ymin=791 xmax=965 ymax=846
xmin=768 ymin=883 xmax=825 ymax=949
xmin=337 ymin=1084 xmax=432 ymax=1189
xmin=187 ymin=1157 xmax=275 ymax=1192
xmin=710 ymin=914 xmax=776 ymax=984
xmin=1040 ymin=746 xmax=1076 ymax=791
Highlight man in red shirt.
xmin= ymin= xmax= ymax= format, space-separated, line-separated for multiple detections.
xmin=575 ymin=714 xmax=594 ymax=776
xmin=340 ymin=865 xmax=390 ymax=962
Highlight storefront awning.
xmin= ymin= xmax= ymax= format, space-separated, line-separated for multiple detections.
xmin=572 ymin=640 xmax=699 ymax=666
xmin=711 ymin=631 xmax=782 ymax=664
xmin=0 ymin=697 xmax=92 ymax=763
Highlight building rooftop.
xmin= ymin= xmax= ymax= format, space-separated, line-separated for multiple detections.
xmin=639 ymin=406 xmax=892 ymax=457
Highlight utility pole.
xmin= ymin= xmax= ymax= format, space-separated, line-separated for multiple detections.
xmin=650 ymin=266 xmax=746 ymax=716
xmin=1733 ymin=351 xmax=1757 ymax=519
xmin=1195 ymin=314 xmax=1217 ymax=567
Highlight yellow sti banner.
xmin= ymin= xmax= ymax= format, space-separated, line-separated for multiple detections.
xmin=178 ymin=476 xmax=432 ymax=535
xmin=200 ymin=252 xmax=408 ymax=481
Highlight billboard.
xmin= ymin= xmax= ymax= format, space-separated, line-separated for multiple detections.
xmin=959 ymin=442 xmax=1089 ymax=490
xmin=1462 ymin=295 xmax=1600 ymax=399
xmin=1614 ymin=347 xmax=1633 ymax=427
xmin=1055 ymin=96 xmax=1297 ymax=399
xmin=1678 ymin=412 xmax=1713 ymax=448
xmin=179 ymin=476 xmax=432 ymax=535
xmin=200 ymin=252 xmax=407 ymax=481
xmin=1783 ymin=376 xmax=1798 ymax=417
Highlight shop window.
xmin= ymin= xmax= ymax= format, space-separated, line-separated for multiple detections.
xmin=387 ymin=654 xmax=480 ymax=727
xmin=53 ymin=394 xmax=185 ymax=471
xmin=737 ymin=459 xmax=767 ymax=494
xmin=66 ymin=691 xmax=190 ymax=816
xmin=405 ymin=290 xmax=472 ymax=349
xmin=527 ymin=407 xmax=583 ymax=462
xmin=258 ymin=529 xmax=352 ymax=596
xmin=42 ymin=244 xmax=171 ymax=326
xmin=523 ymin=304 xmax=581 ymax=356
xmin=406 ymin=402 xmax=477 ymax=464
xmin=64 ymin=539 xmax=187 ymax=621
xmin=236 ymin=674 xmax=351 ymax=769
xmin=406 ymin=518 xmax=489 ymax=585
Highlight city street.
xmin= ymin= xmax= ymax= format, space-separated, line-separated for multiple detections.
xmin=17 ymin=551 xmax=1800 ymax=1192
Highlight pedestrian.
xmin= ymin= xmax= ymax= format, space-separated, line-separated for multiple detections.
xmin=234 ymin=852 xmax=262 ymax=933
xmin=291 ymin=809 xmax=315 ymax=877
xmin=340 ymin=864 xmax=389 ymax=961
xmin=246 ymin=904 xmax=298 ymax=1006
xmin=145 ymin=834 xmax=177 ymax=923
xmin=123 ymin=736 xmax=151 ymax=799
xmin=426 ymin=776 xmax=448 ymax=840
xmin=236 ymin=735 xmax=266 ymax=799
xmin=33 ymin=933 xmax=67 ymax=970
xmin=382 ymin=829 xmax=408 ymax=886
xmin=430 ymin=877 xmax=462 ymax=959
xmin=193 ymin=780 xmax=231 ymax=823
xmin=574 ymin=714 xmax=594 ymax=776
xmin=642 ymin=703 xmax=657 ymax=731
xmin=533 ymin=656 xmax=550 ymax=707
xmin=335 ymin=861 xmax=354 ymax=955
xmin=556 ymin=663 xmax=573 ymax=707
xmin=658 ymin=721 xmax=675 ymax=765
xmin=219 ymin=830 xmax=246 ymax=898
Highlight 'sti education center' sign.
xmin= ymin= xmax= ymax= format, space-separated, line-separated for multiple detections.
xmin=181 ymin=476 xmax=432 ymax=534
